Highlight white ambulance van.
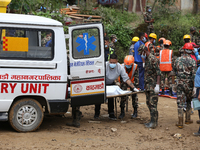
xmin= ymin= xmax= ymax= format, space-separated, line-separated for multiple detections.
xmin=0 ymin=13 xmax=105 ymax=132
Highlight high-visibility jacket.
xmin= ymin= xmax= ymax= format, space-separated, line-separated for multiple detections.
xmin=145 ymin=41 xmax=155 ymax=53
xmin=108 ymin=47 xmax=114 ymax=61
xmin=118 ymin=63 xmax=138 ymax=83
xmin=159 ymin=49 xmax=173 ymax=72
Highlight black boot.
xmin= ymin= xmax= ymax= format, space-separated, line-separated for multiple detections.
xmin=169 ymin=88 xmax=174 ymax=96
xmin=119 ymin=107 xmax=125 ymax=119
xmin=131 ymin=107 xmax=138 ymax=119
xmin=161 ymin=88 xmax=165 ymax=95
xmin=66 ymin=108 xmax=81 ymax=128
xmin=145 ymin=111 xmax=158 ymax=129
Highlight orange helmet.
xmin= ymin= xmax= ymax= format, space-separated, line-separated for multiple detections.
xmin=159 ymin=37 xmax=166 ymax=43
xmin=164 ymin=40 xmax=172 ymax=46
xmin=124 ymin=55 xmax=134 ymax=66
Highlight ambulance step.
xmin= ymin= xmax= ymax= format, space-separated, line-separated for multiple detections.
xmin=0 ymin=113 xmax=8 ymax=121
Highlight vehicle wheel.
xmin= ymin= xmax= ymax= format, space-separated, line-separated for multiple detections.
xmin=9 ymin=98 xmax=44 ymax=132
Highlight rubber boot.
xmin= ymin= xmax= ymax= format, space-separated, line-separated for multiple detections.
xmin=169 ymin=88 xmax=174 ymax=96
xmin=185 ymin=108 xmax=193 ymax=124
xmin=145 ymin=111 xmax=158 ymax=129
xmin=161 ymin=88 xmax=165 ymax=95
xmin=119 ymin=107 xmax=125 ymax=119
xmin=176 ymin=108 xmax=183 ymax=129
xmin=66 ymin=108 xmax=80 ymax=128
xmin=131 ymin=107 xmax=138 ymax=119
xmin=193 ymin=127 xmax=200 ymax=136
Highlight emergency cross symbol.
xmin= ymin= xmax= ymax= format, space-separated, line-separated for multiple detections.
xmin=76 ymin=33 xmax=96 ymax=55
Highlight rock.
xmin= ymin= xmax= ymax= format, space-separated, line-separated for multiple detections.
xmin=174 ymin=133 xmax=182 ymax=139
xmin=88 ymin=121 xmax=101 ymax=124
xmin=111 ymin=128 xmax=117 ymax=132
xmin=52 ymin=139 xmax=57 ymax=141
xmin=121 ymin=121 xmax=127 ymax=124
xmin=166 ymin=127 xmax=169 ymax=130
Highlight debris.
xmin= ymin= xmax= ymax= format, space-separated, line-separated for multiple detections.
xmin=88 ymin=121 xmax=101 ymax=124
xmin=101 ymin=114 xmax=109 ymax=118
xmin=52 ymin=139 xmax=57 ymax=141
xmin=111 ymin=128 xmax=117 ymax=132
xmin=166 ymin=127 xmax=169 ymax=130
xmin=173 ymin=133 xmax=182 ymax=139
xmin=121 ymin=121 xmax=127 ymax=124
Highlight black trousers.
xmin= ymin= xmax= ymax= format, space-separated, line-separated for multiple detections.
xmin=95 ymin=82 xmax=115 ymax=116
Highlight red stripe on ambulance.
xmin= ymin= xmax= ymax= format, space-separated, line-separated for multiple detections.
xmin=71 ymin=78 xmax=104 ymax=84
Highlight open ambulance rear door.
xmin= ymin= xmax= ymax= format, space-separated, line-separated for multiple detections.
xmin=68 ymin=23 xmax=105 ymax=106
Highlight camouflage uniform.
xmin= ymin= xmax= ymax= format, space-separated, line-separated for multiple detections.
xmin=41 ymin=36 xmax=51 ymax=47
xmin=179 ymin=46 xmax=184 ymax=57
xmin=155 ymin=45 xmax=163 ymax=58
xmin=144 ymin=11 xmax=154 ymax=35
xmin=109 ymin=41 xmax=115 ymax=49
xmin=119 ymin=65 xmax=139 ymax=109
xmin=147 ymin=42 xmax=155 ymax=55
xmin=129 ymin=44 xmax=134 ymax=56
xmin=173 ymin=53 xmax=197 ymax=127
xmin=144 ymin=53 xmax=161 ymax=114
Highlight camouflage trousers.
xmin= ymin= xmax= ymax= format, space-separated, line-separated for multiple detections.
xmin=145 ymin=90 xmax=158 ymax=113
xmin=161 ymin=71 xmax=172 ymax=89
xmin=176 ymin=80 xmax=193 ymax=109
xmin=147 ymin=26 xmax=154 ymax=35
xmin=120 ymin=83 xmax=138 ymax=108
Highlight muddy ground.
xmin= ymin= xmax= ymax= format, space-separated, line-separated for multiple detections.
xmin=0 ymin=93 xmax=200 ymax=150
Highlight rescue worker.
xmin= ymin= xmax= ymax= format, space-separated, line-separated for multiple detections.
xmin=41 ymin=32 xmax=52 ymax=47
xmin=138 ymin=45 xmax=161 ymax=129
xmin=179 ymin=34 xmax=191 ymax=56
xmin=145 ymin=33 xmax=157 ymax=55
xmin=94 ymin=54 xmax=139 ymax=120
xmin=173 ymin=43 xmax=197 ymax=129
xmin=144 ymin=6 xmax=154 ymax=35
xmin=189 ymin=27 xmax=200 ymax=45
xmin=104 ymin=36 xmax=114 ymax=61
xmin=134 ymin=32 xmax=146 ymax=91
xmin=160 ymin=40 xmax=175 ymax=96
xmin=155 ymin=37 xmax=166 ymax=59
xmin=118 ymin=55 xmax=139 ymax=119
xmin=109 ymin=34 xmax=117 ymax=49
xmin=129 ymin=37 xmax=139 ymax=56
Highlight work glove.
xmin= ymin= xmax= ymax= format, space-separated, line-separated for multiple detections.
xmin=132 ymin=87 xmax=139 ymax=92
xmin=143 ymin=63 xmax=145 ymax=68
xmin=154 ymin=84 xmax=160 ymax=94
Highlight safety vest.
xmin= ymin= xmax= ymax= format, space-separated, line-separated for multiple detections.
xmin=145 ymin=41 xmax=155 ymax=53
xmin=108 ymin=47 xmax=114 ymax=61
xmin=118 ymin=63 xmax=138 ymax=83
xmin=159 ymin=49 xmax=173 ymax=72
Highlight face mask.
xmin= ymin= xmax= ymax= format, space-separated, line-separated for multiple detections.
xmin=153 ymin=40 xmax=156 ymax=44
xmin=143 ymin=37 xmax=146 ymax=43
xmin=148 ymin=9 xmax=151 ymax=12
xmin=141 ymin=53 xmax=146 ymax=59
xmin=109 ymin=63 xmax=116 ymax=69
xmin=114 ymin=39 xmax=117 ymax=43
xmin=125 ymin=65 xmax=132 ymax=69
xmin=105 ymin=45 xmax=108 ymax=48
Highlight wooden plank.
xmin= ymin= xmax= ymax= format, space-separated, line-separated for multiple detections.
xmin=84 ymin=19 xmax=101 ymax=22
xmin=65 ymin=12 xmax=77 ymax=15
xmin=70 ymin=13 xmax=102 ymax=18
xmin=107 ymin=91 xmax=142 ymax=98
xmin=68 ymin=15 xmax=83 ymax=19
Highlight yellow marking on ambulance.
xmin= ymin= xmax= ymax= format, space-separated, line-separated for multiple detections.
xmin=3 ymin=36 xmax=29 ymax=52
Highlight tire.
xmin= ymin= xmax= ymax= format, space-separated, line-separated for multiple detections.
xmin=9 ymin=98 xmax=44 ymax=132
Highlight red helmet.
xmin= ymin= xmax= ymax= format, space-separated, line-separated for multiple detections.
xmin=145 ymin=33 xmax=148 ymax=39
xmin=182 ymin=43 xmax=194 ymax=50
xmin=124 ymin=55 xmax=134 ymax=66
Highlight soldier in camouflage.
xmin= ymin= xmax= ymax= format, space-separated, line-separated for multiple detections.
xmin=155 ymin=38 xmax=165 ymax=59
xmin=109 ymin=34 xmax=117 ymax=49
xmin=189 ymin=27 xmax=200 ymax=45
xmin=119 ymin=55 xmax=139 ymax=119
xmin=179 ymin=35 xmax=191 ymax=57
xmin=41 ymin=32 xmax=52 ymax=47
xmin=173 ymin=43 xmax=197 ymax=129
xmin=144 ymin=6 xmax=154 ymax=35
xmin=138 ymin=45 xmax=161 ymax=129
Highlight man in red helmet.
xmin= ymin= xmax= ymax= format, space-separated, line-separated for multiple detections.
xmin=173 ymin=43 xmax=197 ymax=129
xmin=118 ymin=55 xmax=139 ymax=119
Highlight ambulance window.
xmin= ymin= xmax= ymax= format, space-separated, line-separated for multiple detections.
xmin=0 ymin=28 xmax=54 ymax=60
xmin=72 ymin=28 xmax=100 ymax=59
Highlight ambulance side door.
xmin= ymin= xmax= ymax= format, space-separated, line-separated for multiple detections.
xmin=68 ymin=23 xmax=105 ymax=106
